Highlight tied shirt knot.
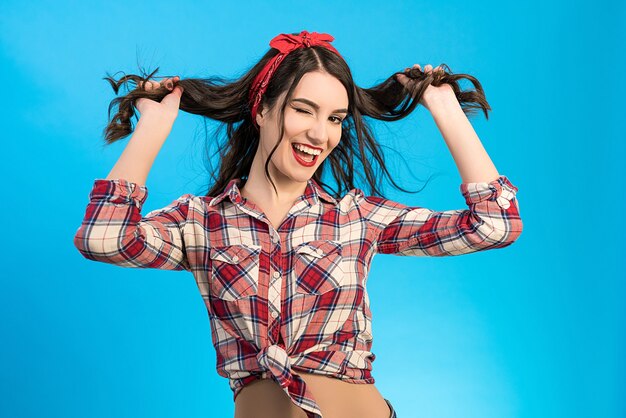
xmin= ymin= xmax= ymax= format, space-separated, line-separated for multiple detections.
xmin=256 ymin=344 xmax=294 ymax=388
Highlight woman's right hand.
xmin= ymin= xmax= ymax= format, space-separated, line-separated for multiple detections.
xmin=135 ymin=76 xmax=183 ymax=124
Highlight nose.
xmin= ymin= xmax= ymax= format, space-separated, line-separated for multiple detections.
xmin=306 ymin=116 xmax=328 ymax=146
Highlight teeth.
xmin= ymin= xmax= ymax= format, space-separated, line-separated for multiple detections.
xmin=293 ymin=144 xmax=321 ymax=155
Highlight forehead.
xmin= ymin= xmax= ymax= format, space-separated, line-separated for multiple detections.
xmin=291 ymin=71 xmax=348 ymax=106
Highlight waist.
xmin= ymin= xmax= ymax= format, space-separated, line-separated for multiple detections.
xmin=234 ymin=372 xmax=390 ymax=418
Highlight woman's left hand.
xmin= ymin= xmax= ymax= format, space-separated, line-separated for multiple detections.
xmin=395 ymin=63 xmax=457 ymax=111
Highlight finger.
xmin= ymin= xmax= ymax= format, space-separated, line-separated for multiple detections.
xmin=424 ymin=64 xmax=433 ymax=73
xmin=165 ymin=76 xmax=180 ymax=90
xmin=172 ymin=85 xmax=183 ymax=96
xmin=396 ymin=73 xmax=409 ymax=84
xmin=143 ymin=80 xmax=158 ymax=91
xmin=406 ymin=64 xmax=421 ymax=73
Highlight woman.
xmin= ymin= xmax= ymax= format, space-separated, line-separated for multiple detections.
xmin=74 ymin=30 xmax=523 ymax=418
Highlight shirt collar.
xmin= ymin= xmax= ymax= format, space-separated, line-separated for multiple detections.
xmin=304 ymin=177 xmax=339 ymax=205
xmin=208 ymin=177 xmax=338 ymax=207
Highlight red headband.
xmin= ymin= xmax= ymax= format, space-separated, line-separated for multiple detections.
xmin=248 ymin=30 xmax=343 ymax=130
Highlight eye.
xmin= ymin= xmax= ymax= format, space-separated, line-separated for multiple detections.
xmin=294 ymin=107 xmax=343 ymax=125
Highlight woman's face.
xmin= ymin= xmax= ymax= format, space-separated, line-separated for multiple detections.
xmin=256 ymin=70 xmax=349 ymax=184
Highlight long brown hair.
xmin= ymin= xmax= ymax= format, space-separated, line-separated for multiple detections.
xmin=102 ymin=40 xmax=491 ymax=199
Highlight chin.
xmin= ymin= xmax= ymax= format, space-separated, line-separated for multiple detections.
xmin=285 ymin=170 xmax=313 ymax=183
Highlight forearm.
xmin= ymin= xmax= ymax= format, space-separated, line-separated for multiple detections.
xmin=429 ymin=97 xmax=500 ymax=184
xmin=105 ymin=116 xmax=174 ymax=186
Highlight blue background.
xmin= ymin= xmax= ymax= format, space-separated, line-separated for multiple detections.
xmin=1 ymin=0 xmax=624 ymax=417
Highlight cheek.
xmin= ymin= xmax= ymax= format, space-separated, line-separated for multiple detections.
xmin=283 ymin=116 xmax=307 ymax=135
xmin=324 ymin=139 xmax=341 ymax=160
xmin=330 ymin=131 xmax=342 ymax=149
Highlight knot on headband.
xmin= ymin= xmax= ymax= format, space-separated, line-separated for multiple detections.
xmin=248 ymin=30 xmax=343 ymax=130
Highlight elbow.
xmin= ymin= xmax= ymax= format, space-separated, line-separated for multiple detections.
xmin=458 ymin=185 xmax=524 ymax=253
xmin=500 ymin=200 xmax=524 ymax=245
xmin=463 ymin=206 xmax=523 ymax=251
xmin=73 ymin=224 xmax=187 ymax=270
xmin=484 ymin=215 xmax=523 ymax=249
xmin=73 ymin=225 xmax=94 ymax=260
xmin=508 ymin=216 xmax=524 ymax=243
xmin=72 ymin=224 xmax=130 ymax=263
xmin=498 ymin=223 xmax=523 ymax=249
xmin=481 ymin=195 xmax=524 ymax=248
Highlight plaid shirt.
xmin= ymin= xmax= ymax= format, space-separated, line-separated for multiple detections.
xmin=74 ymin=174 xmax=523 ymax=418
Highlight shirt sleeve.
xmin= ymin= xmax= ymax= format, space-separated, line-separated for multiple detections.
xmin=73 ymin=178 xmax=194 ymax=270
xmin=360 ymin=175 xmax=523 ymax=256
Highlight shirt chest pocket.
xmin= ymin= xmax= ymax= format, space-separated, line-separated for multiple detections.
xmin=209 ymin=244 xmax=262 ymax=301
xmin=293 ymin=240 xmax=345 ymax=295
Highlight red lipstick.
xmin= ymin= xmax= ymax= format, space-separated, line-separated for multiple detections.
xmin=291 ymin=145 xmax=319 ymax=167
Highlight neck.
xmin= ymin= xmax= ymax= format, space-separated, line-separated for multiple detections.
xmin=240 ymin=152 xmax=308 ymax=207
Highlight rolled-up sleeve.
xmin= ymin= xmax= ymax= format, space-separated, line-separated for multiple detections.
xmin=361 ymin=175 xmax=523 ymax=256
xmin=73 ymin=178 xmax=194 ymax=270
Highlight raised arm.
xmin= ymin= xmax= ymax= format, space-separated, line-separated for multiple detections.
xmin=369 ymin=63 xmax=523 ymax=256
xmin=398 ymin=62 xmax=502 ymax=184
xmin=73 ymin=80 xmax=193 ymax=270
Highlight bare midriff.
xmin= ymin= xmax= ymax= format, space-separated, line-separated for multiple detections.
xmin=233 ymin=371 xmax=392 ymax=418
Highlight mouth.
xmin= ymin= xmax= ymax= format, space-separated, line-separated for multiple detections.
xmin=291 ymin=144 xmax=320 ymax=167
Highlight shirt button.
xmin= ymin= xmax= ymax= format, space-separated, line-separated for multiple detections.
xmin=271 ymin=311 xmax=278 ymax=318
xmin=273 ymin=271 xmax=280 ymax=279
xmin=272 ymin=235 xmax=279 ymax=243
xmin=316 ymin=248 xmax=323 ymax=255
xmin=232 ymin=256 xmax=239 ymax=263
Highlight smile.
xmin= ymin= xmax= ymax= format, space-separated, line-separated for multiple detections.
xmin=291 ymin=144 xmax=319 ymax=167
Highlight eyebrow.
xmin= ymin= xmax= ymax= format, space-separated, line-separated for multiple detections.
xmin=291 ymin=98 xmax=349 ymax=114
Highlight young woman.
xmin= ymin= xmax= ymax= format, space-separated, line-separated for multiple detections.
xmin=74 ymin=30 xmax=523 ymax=418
